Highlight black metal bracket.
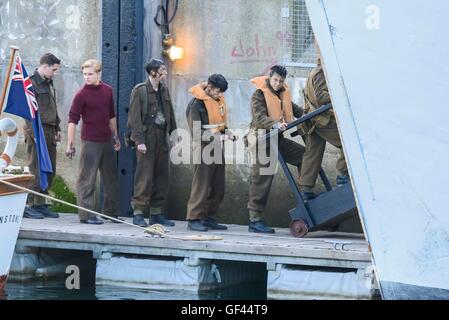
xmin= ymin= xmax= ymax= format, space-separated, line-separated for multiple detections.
xmin=102 ymin=0 xmax=144 ymax=216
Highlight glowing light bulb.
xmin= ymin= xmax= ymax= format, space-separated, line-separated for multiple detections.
xmin=166 ymin=45 xmax=184 ymax=61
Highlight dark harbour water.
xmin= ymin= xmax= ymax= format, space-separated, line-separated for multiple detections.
xmin=3 ymin=278 xmax=268 ymax=300
xmin=3 ymin=248 xmax=269 ymax=301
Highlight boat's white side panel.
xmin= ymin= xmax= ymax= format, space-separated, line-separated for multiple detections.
xmin=306 ymin=0 xmax=449 ymax=297
xmin=0 ymin=193 xmax=27 ymax=277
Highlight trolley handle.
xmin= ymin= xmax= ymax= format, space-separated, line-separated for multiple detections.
xmin=263 ymin=103 xmax=333 ymax=141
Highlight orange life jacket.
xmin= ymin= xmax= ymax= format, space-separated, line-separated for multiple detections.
xmin=189 ymin=82 xmax=227 ymax=132
xmin=250 ymin=76 xmax=294 ymax=123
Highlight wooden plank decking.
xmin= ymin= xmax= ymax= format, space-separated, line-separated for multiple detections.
xmin=18 ymin=214 xmax=371 ymax=270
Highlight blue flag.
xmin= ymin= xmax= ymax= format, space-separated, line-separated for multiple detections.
xmin=3 ymin=55 xmax=53 ymax=190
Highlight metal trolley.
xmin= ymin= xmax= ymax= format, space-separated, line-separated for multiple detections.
xmin=263 ymin=104 xmax=357 ymax=238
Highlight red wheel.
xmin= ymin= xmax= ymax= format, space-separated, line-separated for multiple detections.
xmin=290 ymin=219 xmax=309 ymax=238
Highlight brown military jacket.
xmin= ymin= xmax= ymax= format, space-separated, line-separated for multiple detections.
xmin=302 ymin=61 xmax=334 ymax=131
xmin=24 ymin=70 xmax=61 ymax=137
xmin=127 ymin=80 xmax=177 ymax=146
xmin=186 ymin=96 xmax=225 ymax=148
xmin=250 ymin=82 xmax=303 ymax=131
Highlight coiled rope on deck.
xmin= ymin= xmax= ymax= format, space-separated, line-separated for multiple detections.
xmin=0 ymin=178 xmax=223 ymax=241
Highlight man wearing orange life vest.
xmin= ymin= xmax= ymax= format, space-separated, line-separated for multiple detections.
xmin=185 ymin=74 xmax=237 ymax=232
xmin=247 ymin=65 xmax=305 ymax=234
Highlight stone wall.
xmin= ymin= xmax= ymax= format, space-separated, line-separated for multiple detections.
xmin=0 ymin=0 xmax=100 ymax=190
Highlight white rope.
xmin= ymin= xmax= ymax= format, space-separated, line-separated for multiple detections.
xmin=0 ymin=178 xmax=223 ymax=241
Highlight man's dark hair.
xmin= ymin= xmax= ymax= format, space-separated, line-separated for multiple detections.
xmin=40 ymin=53 xmax=61 ymax=66
xmin=145 ymin=59 xmax=165 ymax=75
xmin=269 ymin=65 xmax=287 ymax=79
xmin=208 ymin=74 xmax=228 ymax=92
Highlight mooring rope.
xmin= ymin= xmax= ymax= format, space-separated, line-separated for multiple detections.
xmin=0 ymin=178 xmax=223 ymax=241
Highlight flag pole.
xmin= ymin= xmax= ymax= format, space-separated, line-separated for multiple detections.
xmin=0 ymin=45 xmax=20 ymax=115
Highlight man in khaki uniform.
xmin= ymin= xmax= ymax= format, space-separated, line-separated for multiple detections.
xmin=299 ymin=53 xmax=349 ymax=200
xmin=127 ymin=59 xmax=177 ymax=227
xmin=247 ymin=65 xmax=305 ymax=234
xmin=24 ymin=53 xmax=62 ymax=219
xmin=186 ymin=74 xmax=237 ymax=232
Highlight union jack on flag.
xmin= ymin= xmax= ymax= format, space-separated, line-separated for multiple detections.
xmin=5 ymin=55 xmax=39 ymax=121
xmin=4 ymin=54 xmax=53 ymax=190
xmin=11 ymin=56 xmax=38 ymax=119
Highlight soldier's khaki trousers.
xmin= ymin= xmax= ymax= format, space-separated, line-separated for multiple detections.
xmin=77 ymin=140 xmax=120 ymax=220
xmin=186 ymin=155 xmax=225 ymax=221
xmin=247 ymin=137 xmax=305 ymax=222
xmin=26 ymin=125 xmax=57 ymax=206
xmin=299 ymin=118 xmax=348 ymax=189
xmin=131 ymin=129 xmax=169 ymax=215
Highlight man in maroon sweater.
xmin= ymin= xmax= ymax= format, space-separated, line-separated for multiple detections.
xmin=66 ymin=59 xmax=121 ymax=224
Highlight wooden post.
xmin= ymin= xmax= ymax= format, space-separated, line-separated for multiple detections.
xmin=0 ymin=46 xmax=20 ymax=115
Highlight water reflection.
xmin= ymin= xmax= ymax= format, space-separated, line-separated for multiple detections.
xmin=4 ymin=278 xmax=267 ymax=300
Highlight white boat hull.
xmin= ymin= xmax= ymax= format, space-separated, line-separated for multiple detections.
xmin=306 ymin=0 xmax=449 ymax=299
xmin=0 ymin=192 xmax=27 ymax=291
xmin=0 ymin=177 xmax=31 ymax=292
